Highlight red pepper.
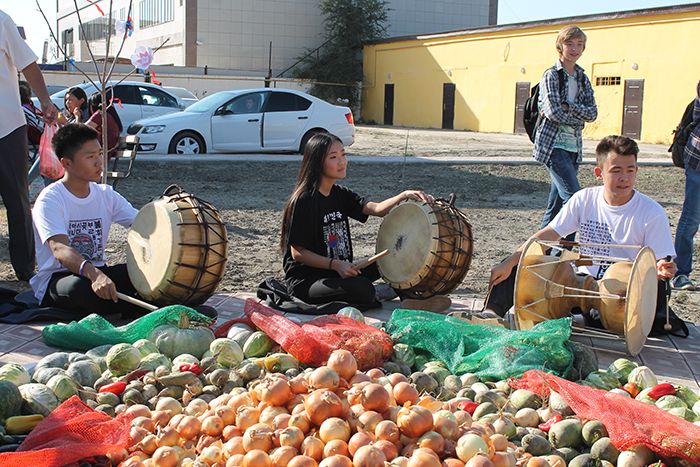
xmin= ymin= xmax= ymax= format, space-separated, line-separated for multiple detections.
xmin=648 ymin=383 xmax=675 ymax=400
xmin=455 ymin=401 xmax=479 ymax=415
xmin=98 ymin=381 xmax=127 ymax=396
xmin=123 ymin=368 xmax=150 ymax=382
xmin=179 ymin=363 xmax=203 ymax=375
xmin=623 ymin=382 xmax=641 ymax=398
xmin=538 ymin=414 xmax=563 ymax=433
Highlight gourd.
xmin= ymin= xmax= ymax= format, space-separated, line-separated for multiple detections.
xmin=5 ymin=414 xmax=44 ymax=435
xmin=149 ymin=313 xmax=215 ymax=359
xmin=0 ymin=380 xmax=22 ymax=422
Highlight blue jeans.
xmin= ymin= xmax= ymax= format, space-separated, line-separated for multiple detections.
xmin=675 ymin=166 xmax=700 ymax=276
xmin=541 ymin=148 xmax=580 ymax=229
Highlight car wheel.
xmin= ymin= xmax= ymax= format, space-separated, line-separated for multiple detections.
xmin=299 ymin=129 xmax=323 ymax=154
xmin=169 ymin=131 xmax=206 ymax=155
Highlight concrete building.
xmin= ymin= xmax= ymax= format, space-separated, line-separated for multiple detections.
xmin=56 ymin=0 xmax=497 ymax=75
xmin=361 ymin=4 xmax=700 ymax=145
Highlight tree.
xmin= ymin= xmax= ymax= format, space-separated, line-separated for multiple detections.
xmin=293 ymin=0 xmax=389 ymax=106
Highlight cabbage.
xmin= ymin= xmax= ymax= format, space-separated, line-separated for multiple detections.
xmin=607 ymin=358 xmax=638 ymax=384
xmin=337 ymin=306 xmax=365 ymax=323
xmin=584 ymin=371 xmax=620 ymax=390
xmin=391 ymin=343 xmax=416 ymax=367
xmin=627 ymin=366 xmax=657 ymax=389
xmin=694 ymin=400 xmax=700 ymax=417
xmin=635 ymin=388 xmax=656 ymax=405
xmin=667 ymin=406 xmax=697 ymax=422
xmin=0 ymin=363 xmax=31 ymax=387
xmin=655 ymin=395 xmax=687 ymax=411
xmin=208 ymin=338 xmax=244 ymax=368
xmin=675 ymin=386 xmax=700 ymax=408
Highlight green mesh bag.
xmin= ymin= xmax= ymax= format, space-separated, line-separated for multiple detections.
xmin=42 ymin=305 xmax=213 ymax=351
xmin=386 ymin=309 xmax=574 ymax=381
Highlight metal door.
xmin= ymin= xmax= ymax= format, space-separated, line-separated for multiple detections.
xmin=442 ymin=83 xmax=456 ymax=130
xmin=514 ymin=82 xmax=530 ymax=133
xmin=384 ymin=84 xmax=394 ymax=125
xmin=622 ymin=79 xmax=644 ymax=139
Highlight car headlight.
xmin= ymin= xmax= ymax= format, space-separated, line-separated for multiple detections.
xmin=143 ymin=125 xmax=166 ymax=134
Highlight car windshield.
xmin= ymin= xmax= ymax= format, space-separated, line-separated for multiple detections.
xmin=185 ymin=92 xmax=236 ymax=113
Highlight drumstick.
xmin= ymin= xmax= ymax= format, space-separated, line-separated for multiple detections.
xmin=353 ymin=249 xmax=389 ymax=270
xmin=117 ymin=292 xmax=158 ymax=311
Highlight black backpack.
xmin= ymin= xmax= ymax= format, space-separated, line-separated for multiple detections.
xmin=668 ymin=100 xmax=698 ymax=168
xmin=524 ymin=68 xmax=567 ymax=143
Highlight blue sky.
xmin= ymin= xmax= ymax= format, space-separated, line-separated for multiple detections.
xmin=2 ymin=1 xmax=698 ymax=61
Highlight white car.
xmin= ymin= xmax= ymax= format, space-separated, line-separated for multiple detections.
xmin=164 ymin=86 xmax=199 ymax=108
xmin=127 ymin=88 xmax=355 ymax=154
xmin=35 ymin=81 xmax=184 ymax=134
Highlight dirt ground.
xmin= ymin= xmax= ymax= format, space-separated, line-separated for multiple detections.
xmin=1 ymin=126 xmax=698 ymax=324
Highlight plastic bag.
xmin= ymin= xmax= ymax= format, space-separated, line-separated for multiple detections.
xmin=42 ymin=305 xmax=213 ymax=351
xmin=512 ymin=370 xmax=700 ymax=464
xmin=236 ymin=299 xmax=393 ymax=370
xmin=385 ymin=309 xmax=573 ymax=380
xmin=38 ymin=124 xmax=64 ymax=180
xmin=0 ymin=396 xmax=132 ymax=467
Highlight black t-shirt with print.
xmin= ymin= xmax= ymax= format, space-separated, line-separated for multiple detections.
xmin=283 ymin=185 xmax=368 ymax=288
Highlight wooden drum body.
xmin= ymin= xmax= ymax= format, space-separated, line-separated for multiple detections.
xmin=127 ymin=186 xmax=228 ymax=306
xmin=376 ymin=198 xmax=472 ymax=299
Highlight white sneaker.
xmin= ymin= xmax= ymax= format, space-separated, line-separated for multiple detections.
xmin=671 ymin=274 xmax=696 ymax=291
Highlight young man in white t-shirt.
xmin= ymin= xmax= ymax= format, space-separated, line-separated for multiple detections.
xmin=30 ymin=123 xmax=144 ymax=317
xmin=486 ymin=135 xmax=676 ymax=319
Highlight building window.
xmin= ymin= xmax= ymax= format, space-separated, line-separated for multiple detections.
xmin=595 ymin=76 xmax=621 ymax=86
xmin=78 ymin=16 xmax=115 ymax=41
xmin=139 ymin=0 xmax=175 ymax=29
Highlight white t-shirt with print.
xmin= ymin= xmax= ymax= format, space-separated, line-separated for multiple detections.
xmin=0 ymin=10 xmax=38 ymax=138
xmin=549 ymin=186 xmax=675 ymax=279
xmin=30 ymin=182 xmax=139 ymax=302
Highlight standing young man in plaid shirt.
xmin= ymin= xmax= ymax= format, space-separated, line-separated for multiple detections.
xmin=673 ymin=82 xmax=700 ymax=290
xmin=534 ymin=26 xmax=597 ymax=232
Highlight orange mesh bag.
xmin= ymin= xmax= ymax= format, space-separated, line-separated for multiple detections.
xmin=0 ymin=396 xmax=133 ymax=467
xmin=511 ymin=370 xmax=700 ymax=465
xmin=242 ymin=299 xmax=393 ymax=369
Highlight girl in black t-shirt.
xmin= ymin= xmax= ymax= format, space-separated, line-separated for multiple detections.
xmin=280 ymin=132 xmax=432 ymax=310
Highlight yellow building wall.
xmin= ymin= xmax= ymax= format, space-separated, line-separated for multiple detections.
xmin=362 ymin=9 xmax=700 ymax=144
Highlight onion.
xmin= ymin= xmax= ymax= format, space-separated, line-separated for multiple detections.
xmin=200 ymin=445 xmax=223 ymax=465
xmin=302 ymin=436 xmax=326 ymax=461
xmin=155 ymin=427 xmax=179 ymax=447
xmin=327 ymin=350 xmax=358 ymax=381
xmin=223 ymin=437 xmax=247 ymax=457
xmin=243 ymin=449 xmax=273 ymax=467
xmin=132 ymin=416 xmax=155 ymax=433
xmin=347 ymin=404 xmax=364 ymax=431
xmin=387 ymin=373 xmax=409 ymax=386
xmin=167 ymin=414 xmax=185 ymax=430
xmin=244 ymin=423 xmax=274 ymax=452
xmin=360 ymin=384 xmax=390 ymax=412
xmin=390 ymin=456 xmax=409 ymax=467
xmin=383 ymin=406 xmax=401 ymax=424
xmin=290 ymin=375 xmax=310 ymax=394
xmin=310 ymin=366 xmax=341 ymax=390
xmin=275 ymin=413 xmax=292 ymax=430
xmin=176 ymin=415 xmax=202 ymax=440
xmin=227 ymin=453 xmax=245 ymax=467
xmin=491 ymin=452 xmax=516 ymax=467
xmin=270 ymin=446 xmax=298 ymax=467
xmin=323 ymin=439 xmax=350 ymax=458
xmin=373 ymin=440 xmax=399 ymax=461
xmin=279 ymin=426 xmax=305 ymax=450
xmin=289 ymin=412 xmax=312 ymax=434
xmin=216 ymin=405 xmax=237 ymax=426
xmin=397 ymin=406 xmax=434 ymax=438
xmin=261 ymin=406 xmax=290 ymax=427
xmin=320 ymin=455 xmax=354 ymax=467
xmin=288 ymin=395 xmax=306 ymax=412
xmin=288 ymin=455 xmax=319 ymax=467
xmin=433 ymin=411 xmax=460 ymax=440
xmin=443 ymin=459 xmax=466 ymax=467
xmin=357 ymin=411 xmax=383 ymax=434
xmin=229 ymin=392 xmax=255 ymax=411
xmin=417 ymin=431 xmax=445 ymax=454
xmin=393 ymin=382 xmax=419 ymax=406
xmin=375 ymin=420 xmax=400 ymax=443
xmin=348 ymin=432 xmax=374 ymax=456
xmin=407 ymin=448 xmax=441 ymax=467
xmin=202 ymin=415 xmax=225 ymax=437
xmin=139 ymin=434 xmax=158 ymax=455
xmin=152 ymin=446 xmax=181 ymax=467
xmin=350 ymin=373 xmax=371 ymax=385
xmin=292 ymin=403 xmax=307 ymax=415
xmin=353 ymin=445 xmax=386 ymax=467
xmin=259 ymin=377 xmax=294 ymax=406
xmin=223 ymin=425 xmax=243 ymax=442
xmin=237 ymin=406 xmax=261 ymax=431
xmin=455 ymin=434 xmax=489 ymax=463
xmin=304 ymin=389 xmax=344 ymax=425
xmin=156 ymin=397 xmax=183 ymax=416
xmin=186 ymin=399 xmax=209 ymax=417
xmin=366 ymin=369 xmax=384 ymax=380
xmin=127 ymin=404 xmax=152 ymax=419
xmin=347 ymin=384 xmax=369 ymax=406
xmin=466 ymin=454 xmax=495 ymax=467
xmin=151 ymin=410 xmax=172 ymax=428
xmin=453 ymin=411 xmax=472 ymax=430
xmin=319 ymin=417 xmax=351 ymax=443
xmin=489 ymin=434 xmax=507 ymax=452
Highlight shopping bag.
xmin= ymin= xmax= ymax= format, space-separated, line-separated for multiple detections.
xmin=39 ymin=124 xmax=64 ymax=180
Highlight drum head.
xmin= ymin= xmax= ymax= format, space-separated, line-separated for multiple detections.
xmin=376 ymin=201 xmax=436 ymax=289
xmin=127 ymin=198 xmax=180 ymax=301
xmin=513 ymin=239 xmax=549 ymax=330
xmin=624 ymin=246 xmax=658 ymax=355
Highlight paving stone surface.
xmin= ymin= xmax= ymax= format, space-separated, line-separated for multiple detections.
xmin=0 ymin=292 xmax=697 ymax=391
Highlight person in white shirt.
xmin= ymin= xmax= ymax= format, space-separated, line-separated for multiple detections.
xmin=0 ymin=9 xmax=58 ymax=281
xmin=486 ymin=135 xmax=677 ymax=322
xmin=30 ymin=124 xmax=144 ymax=317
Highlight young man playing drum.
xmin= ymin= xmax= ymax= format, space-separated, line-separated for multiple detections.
xmin=30 ymin=123 xmax=145 ymax=318
xmin=486 ymin=135 xmax=676 ymax=322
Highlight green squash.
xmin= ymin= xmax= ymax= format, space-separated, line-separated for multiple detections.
xmin=0 ymin=363 xmax=31 ymax=387
xmin=106 ymin=343 xmax=142 ymax=377
xmin=149 ymin=313 xmax=215 ymax=359
xmin=0 ymin=380 xmax=22 ymax=422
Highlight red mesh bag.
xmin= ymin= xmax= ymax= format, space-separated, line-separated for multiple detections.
xmin=217 ymin=299 xmax=393 ymax=370
xmin=511 ymin=370 xmax=700 ymax=464
xmin=0 ymin=396 xmax=133 ymax=467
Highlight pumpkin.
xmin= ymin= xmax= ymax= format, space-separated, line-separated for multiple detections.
xmin=0 ymin=363 xmax=31 ymax=387
xmin=47 ymin=374 xmax=80 ymax=402
xmin=243 ymin=331 xmax=274 ymax=358
xmin=66 ymin=360 xmax=102 ymax=387
xmin=106 ymin=343 xmax=142 ymax=376
xmin=19 ymin=383 xmax=60 ymax=416
xmin=0 ymin=380 xmax=22 ymax=422
xmin=150 ymin=313 xmax=215 ymax=359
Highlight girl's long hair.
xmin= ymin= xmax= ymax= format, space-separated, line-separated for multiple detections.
xmin=87 ymin=91 xmax=124 ymax=132
xmin=280 ymin=132 xmax=342 ymax=251
xmin=65 ymin=86 xmax=88 ymax=112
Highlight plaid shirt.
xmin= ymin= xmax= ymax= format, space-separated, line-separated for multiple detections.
xmin=533 ymin=61 xmax=597 ymax=165
xmin=684 ymin=82 xmax=700 ymax=172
